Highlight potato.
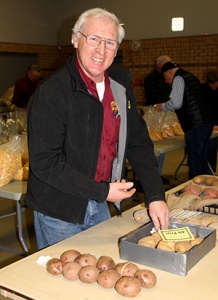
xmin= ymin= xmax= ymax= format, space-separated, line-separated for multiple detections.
xmin=175 ymin=241 xmax=193 ymax=254
xmin=115 ymin=276 xmax=141 ymax=298
xmin=46 ymin=258 xmax=63 ymax=275
xmin=204 ymin=176 xmax=218 ymax=186
xmin=184 ymin=184 xmax=202 ymax=195
xmin=189 ymin=237 xmax=204 ymax=247
xmin=133 ymin=209 xmax=149 ymax=223
xmin=75 ymin=253 xmax=97 ymax=267
xmin=152 ymin=232 xmax=162 ymax=245
xmin=96 ymin=255 xmax=116 ymax=273
xmin=157 ymin=240 xmax=176 ymax=252
xmin=115 ymin=262 xmax=139 ymax=277
xmin=97 ymin=269 xmax=121 ymax=288
xmin=193 ymin=175 xmax=206 ymax=185
xmin=60 ymin=249 xmax=81 ymax=264
xmin=62 ymin=261 xmax=82 ymax=280
xmin=137 ymin=236 xmax=156 ymax=248
xmin=134 ymin=269 xmax=157 ymax=288
xmin=212 ymin=180 xmax=218 ymax=187
xmin=78 ymin=265 xmax=99 ymax=284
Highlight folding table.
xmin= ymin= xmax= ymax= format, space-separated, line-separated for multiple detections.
xmin=0 ymin=180 xmax=29 ymax=256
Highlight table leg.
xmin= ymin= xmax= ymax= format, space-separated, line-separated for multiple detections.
xmin=16 ymin=201 xmax=29 ymax=255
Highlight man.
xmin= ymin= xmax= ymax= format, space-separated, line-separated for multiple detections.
xmin=25 ymin=8 xmax=169 ymax=250
xmin=144 ymin=55 xmax=172 ymax=106
xmin=144 ymin=55 xmax=172 ymax=183
xmin=155 ymin=61 xmax=213 ymax=179
xmin=202 ymin=69 xmax=218 ymax=172
xmin=12 ymin=64 xmax=41 ymax=109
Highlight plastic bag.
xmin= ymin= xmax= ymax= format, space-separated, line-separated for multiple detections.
xmin=143 ymin=107 xmax=184 ymax=141
xmin=0 ymin=135 xmax=22 ymax=187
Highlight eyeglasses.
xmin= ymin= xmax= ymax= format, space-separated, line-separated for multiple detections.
xmin=78 ymin=31 xmax=119 ymax=51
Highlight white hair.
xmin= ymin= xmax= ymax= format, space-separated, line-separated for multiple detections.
xmin=72 ymin=7 xmax=125 ymax=44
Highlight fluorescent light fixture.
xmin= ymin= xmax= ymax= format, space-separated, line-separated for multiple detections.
xmin=172 ymin=17 xmax=184 ymax=31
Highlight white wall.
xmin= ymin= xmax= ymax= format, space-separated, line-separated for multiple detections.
xmin=0 ymin=0 xmax=57 ymax=45
xmin=56 ymin=0 xmax=218 ymax=44
xmin=0 ymin=0 xmax=217 ymax=46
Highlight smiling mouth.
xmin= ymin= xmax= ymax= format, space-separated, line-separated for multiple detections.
xmin=92 ymin=57 xmax=104 ymax=63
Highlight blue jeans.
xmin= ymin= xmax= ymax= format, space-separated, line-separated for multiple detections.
xmin=157 ymin=153 xmax=166 ymax=175
xmin=34 ymin=199 xmax=111 ymax=250
xmin=185 ymin=123 xmax=213 ymax=179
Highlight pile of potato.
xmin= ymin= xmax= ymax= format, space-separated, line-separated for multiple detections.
xmin=46 ymin=249 xmax=157 ymax=298
xmin=138 ymin=231 xmax=204 ymax=254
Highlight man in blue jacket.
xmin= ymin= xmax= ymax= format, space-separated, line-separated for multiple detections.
xmin=25 ymin=7 xmax=169 ymax=250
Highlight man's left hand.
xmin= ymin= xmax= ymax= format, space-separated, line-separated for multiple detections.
xmin=154 ymin=103 xmax=163 ymax=111
xmin=148 ymin=201 xmax=169 ymax=230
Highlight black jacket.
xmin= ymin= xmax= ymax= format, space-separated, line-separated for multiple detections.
xmin=25 ymin=55 xmax=165 ymax=223
xmin=144 ymin=69 xmax=171 ymax=105
xmin=174 ymin=69 xmax=211 ymax=132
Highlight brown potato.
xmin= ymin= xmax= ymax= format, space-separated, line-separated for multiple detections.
xmin=75 ymin=253 xmax=97 ymax=267
xmin=133 ymin=209 xmax=149 ymax=223
xmin=157 ymin=240 xmax=176 ymax=252
xmin=115 ymin=276 xmax=141 ymax=297
xmin=60 ymin=249 xmax=81 ymax=264
xmin=115 ymin=262 xmax=139 ymax=277
xmin=152 ymin=232 xmax=162 ymax=245
xmin=175 ymin=241 xmax=193 ymax=254
xmin=189 ymin=237 xmax=204 ymax=247
xmin=78 ymin=265 xmax=99 ymax=284
xmin=204 ymin=176 xmax=218 ymax=186
xmin=134 ymin=269 xmax=157 ymax=288
xmin=193 ymin=175 xmax=206 ymax=185
xmin=96 ymin=255 xmax=116 ymax=273
xmin=137 ymin=236 xmax=156 ymax=248
xmin=62 ymin=261 xmax=82 ymax=280
xmin=46 ymin=258 xmax=63 ymax=275
xmin=97 ymin=269 xmax=121 ymax=288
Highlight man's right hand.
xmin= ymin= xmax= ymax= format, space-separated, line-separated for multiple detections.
xmin=106 ymin=180 xmax=136 ymax=203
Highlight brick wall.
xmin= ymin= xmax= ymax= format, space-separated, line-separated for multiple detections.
xmin=1 ymin=34 xmax=218 ymax=106
xmin=120 ymin=34 xmax=218 ymax=106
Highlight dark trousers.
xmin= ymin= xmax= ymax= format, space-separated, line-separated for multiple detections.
xmin=207 ymin=137 xmax=218 ymax=173
xmin=185 ymin=123 xmax=213 ymax=179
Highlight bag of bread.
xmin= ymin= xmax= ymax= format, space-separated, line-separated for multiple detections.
xmin=0 ymin=136 xmax=22 ymax=187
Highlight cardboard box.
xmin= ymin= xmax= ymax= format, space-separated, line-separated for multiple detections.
xmin=119 ymin=221 xmax=216 ymax=276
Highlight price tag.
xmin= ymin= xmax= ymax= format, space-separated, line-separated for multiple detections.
xmin=158 ymin=227 xmax=194 ymax=242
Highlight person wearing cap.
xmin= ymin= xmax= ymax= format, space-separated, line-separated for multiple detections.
xmin=154 ymin=61 xmax=213 ymax=179
xmin=12 ymin=64 xmax=41 ymax=109
xmin=202 ymin=69 xmax=218 ymax=173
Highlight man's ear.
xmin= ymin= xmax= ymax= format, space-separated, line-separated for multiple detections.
xmin=72 ymin=34 xmax=78 ymax=48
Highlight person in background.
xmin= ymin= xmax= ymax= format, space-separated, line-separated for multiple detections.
xmin=144 ymin=55 xmax=172 ymax=184
xmin=144 ymin=55 xmax=172 ymax=106
xmin=12 ymin=64 xmax=41 ymax=109
xmin=25 ymin=7 xmax=169 ymax=250
xmin=202 ymin=69 xmax=218 ymax=173
xmin=155 ymin=62 xmax=213 ymax=179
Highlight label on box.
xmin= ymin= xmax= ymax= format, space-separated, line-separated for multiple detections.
xmin=158 ymin=226 xmax=194 ymax=241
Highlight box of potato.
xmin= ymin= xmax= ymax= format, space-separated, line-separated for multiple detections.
xmin=119 ymin=221 xmax=216 ymax=276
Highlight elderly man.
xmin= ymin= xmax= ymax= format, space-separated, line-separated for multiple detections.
xmin=25 ymin=8 xmax=169 ymax=250
xmin=155 ymin=62 xmax=213 ymax=179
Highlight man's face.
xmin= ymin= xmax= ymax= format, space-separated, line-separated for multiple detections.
xmin=209 ymin=81 xmax=218 ymax=90
xmin=73 ymin=17 xmax=118 ymax=83
xmin=163 ymin=70 xmax=174 ymax=84
xmin=28 ymin=70 xmax=40 ymax=82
